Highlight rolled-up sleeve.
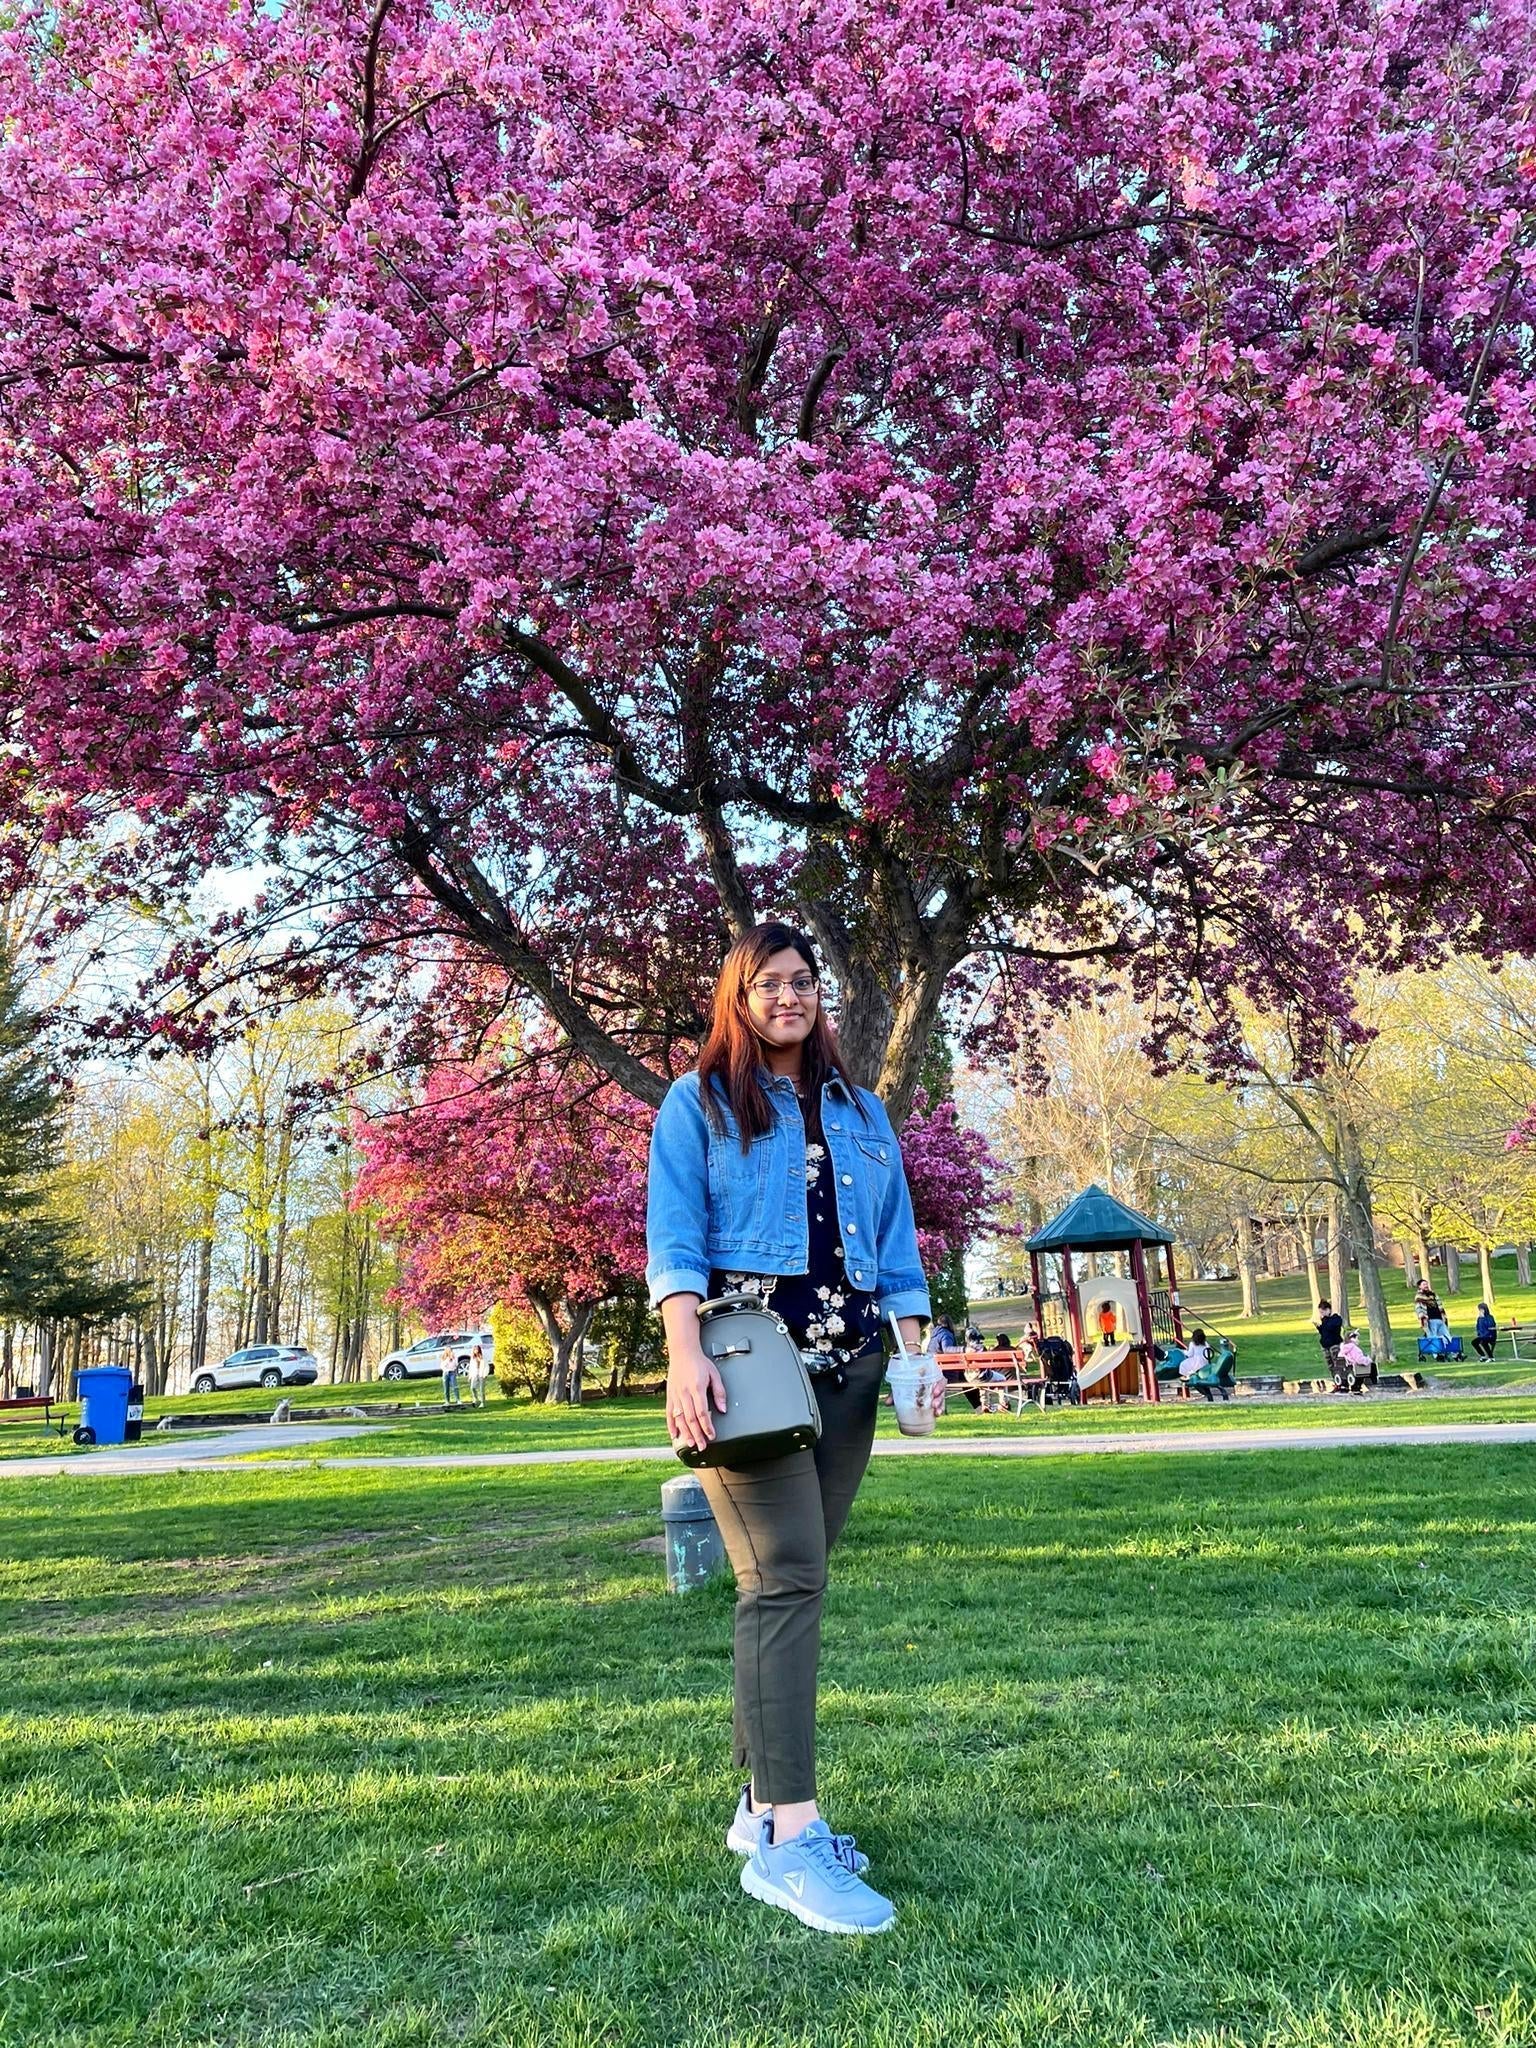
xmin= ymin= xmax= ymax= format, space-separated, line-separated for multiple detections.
xmin=873 ymin=1101 xmax=932 ymax=1323
xmin=645 ymin=1078 xmax=712 ymax=1307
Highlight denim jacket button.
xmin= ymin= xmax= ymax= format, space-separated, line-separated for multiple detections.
xmin=845 ymin=1221 xmax=857 ymax=1234
xmin=840 ymin=1173 xmax=853 ymax=1185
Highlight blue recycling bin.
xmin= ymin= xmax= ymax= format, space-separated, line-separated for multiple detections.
xmin=76 ymin=1365 xmax=134 ymax=1446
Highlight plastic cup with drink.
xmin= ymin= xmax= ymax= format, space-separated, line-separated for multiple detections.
xmin=886 ymin=1312 xmax=942 ymax=1436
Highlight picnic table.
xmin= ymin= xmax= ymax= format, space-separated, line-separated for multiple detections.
xmin=1505 ymin=1321 xmax=1536 ymax=1360
xmin=937 ymin=1349 xmax=1049 ymax=1416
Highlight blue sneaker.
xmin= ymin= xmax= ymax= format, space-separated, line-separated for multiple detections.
xmin=740 ymin=1818 xmax=895 ymax=1934
xmin=725 ymin=1789 xmax=870 ymax=1872
xmin=725 ymin=1786 xmax=768 ymax=1856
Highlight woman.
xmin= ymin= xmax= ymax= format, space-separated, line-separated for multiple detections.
xmin=466 ymin=1341 xmax=490 ymax=1408
xmin=646 ymin=922 xmax=930 ymax=1936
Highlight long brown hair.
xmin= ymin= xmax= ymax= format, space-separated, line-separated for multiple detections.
xmin=697 ymin=922 xmax=859 ymax=1145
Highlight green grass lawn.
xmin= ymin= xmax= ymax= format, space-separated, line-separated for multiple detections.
xmin=972 ymin=1252 xmax=1536 ymax=1388
xmin=3 ymin=1446 xmax=1534 ymax=2047
xmin=9 ymin=1382 xmax=1536 ymax=1468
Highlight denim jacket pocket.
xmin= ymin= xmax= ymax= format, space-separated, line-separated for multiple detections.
xmin=707 ymin=1128 xmax=771 ymax=1217
xmin=853 ymin=1134 xmax=894 ymax=1173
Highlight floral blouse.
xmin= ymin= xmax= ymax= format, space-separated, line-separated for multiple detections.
xmin=709 ymin=1139 xmax=880 ymax=1363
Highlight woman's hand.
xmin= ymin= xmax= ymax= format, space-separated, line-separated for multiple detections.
xmin=666 ymin=1345 xmax=727 ymax=1452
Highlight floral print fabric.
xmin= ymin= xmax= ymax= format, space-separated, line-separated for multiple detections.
xmin=709 ymin=1140 xmax=880 ymax=1361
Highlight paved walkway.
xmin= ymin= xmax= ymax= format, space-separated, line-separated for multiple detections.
xmin=3 ymin=1418 xmax=1534 ymax=1479
xmin=0 ymin=1422 xmax=375 ymax=1479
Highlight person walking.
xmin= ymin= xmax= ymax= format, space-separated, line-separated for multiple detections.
xmin=466 ymin=1341 xmax=491 ymax=1407
xmin=646 ymin=921 xmax=930 ymax=1936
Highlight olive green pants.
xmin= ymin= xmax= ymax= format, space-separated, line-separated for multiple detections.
xmin=696 ymin=1348 xmax=885 ymax=1804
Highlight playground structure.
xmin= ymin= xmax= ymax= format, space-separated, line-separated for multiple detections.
xmin=1025 ymin=1185 xmax=1187 ymax=1402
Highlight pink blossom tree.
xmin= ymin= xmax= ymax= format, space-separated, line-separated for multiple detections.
xmin=2 ymin=0 xmax=1535 ymax=1108
xmin=899 ymin=1091 xmax=1013 ymax=1279
xmin=354 ymin=1068 xmax=648 ymax=1401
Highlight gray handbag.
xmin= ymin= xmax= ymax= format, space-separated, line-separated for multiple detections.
xmin=674 ymin=1293 xmax=823 ymax=1469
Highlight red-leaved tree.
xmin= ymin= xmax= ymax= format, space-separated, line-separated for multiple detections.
xmin=2 ymin=0 xmax=1535 ymax=1109
xmin=354 ymin=1069 xmax=648 ymax=1401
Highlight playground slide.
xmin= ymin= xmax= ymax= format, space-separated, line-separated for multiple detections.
xmin=1075 ymin=1340 xmax=1132 ymax=1393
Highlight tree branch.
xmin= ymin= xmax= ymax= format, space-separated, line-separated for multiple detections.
xmin=796 ymin=346 xmax=846 ymax=444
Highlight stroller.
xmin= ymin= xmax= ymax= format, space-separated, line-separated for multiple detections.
xmin=1333 ymin=1333 xmax=1378 ymax=1394
xmin=1036 ymin=1335 xmax=1079 ymax=1407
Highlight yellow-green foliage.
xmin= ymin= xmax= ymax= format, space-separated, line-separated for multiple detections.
xmin=488 ymin=1301 xmax=548 ymax=1397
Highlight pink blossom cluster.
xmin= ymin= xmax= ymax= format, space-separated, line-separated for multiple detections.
xmin=898 ymin=1091 xmax=1014 ymax=1272
xmin=353 ymin=1064 xmax=649 ymax=1326
xmin=0 ymin=0 xmax=1533 ymax=1090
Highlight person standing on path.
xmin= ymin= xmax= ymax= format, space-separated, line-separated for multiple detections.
xmin=646 ymin=921 xmax=930 ymax=1937
xmin=1316 ymin=1299 xmax=1344 ymax=1378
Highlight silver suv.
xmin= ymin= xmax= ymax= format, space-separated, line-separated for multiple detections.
xmin=192 ymin=1344 xmax=319 ymax=1395
xmin=378 ymin=1329 xmax=494 ymax=1381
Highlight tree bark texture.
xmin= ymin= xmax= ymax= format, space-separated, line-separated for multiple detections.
xmin=1235 ymin=1212 xmax=1260 ymax=1319
xmin=1325 ymin=1187 xmax=1349 ymax=1313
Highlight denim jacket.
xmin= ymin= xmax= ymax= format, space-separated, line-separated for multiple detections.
xmin=645 ymin=1070 xmax=931 ymax=1323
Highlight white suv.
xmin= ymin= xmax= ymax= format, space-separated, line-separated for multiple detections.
xmin=378 ymin=1329 xmax=494 ymax=1381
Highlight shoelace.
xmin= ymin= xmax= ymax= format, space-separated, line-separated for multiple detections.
xmin=799 ymin=1827 xmax=863 ymax=1889
xmin=829 ymin=1832 xmax=864 ymax=1873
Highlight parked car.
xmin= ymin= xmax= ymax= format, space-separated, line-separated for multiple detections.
xmin=377 ymin=1329 xmax=495 ymax=1381
xmin=192 ymin=1344 xmax=319 ymax=1395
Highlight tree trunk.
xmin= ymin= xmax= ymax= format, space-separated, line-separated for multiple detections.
xmin=1401 ymin=1242 xmax=1418 ymax=1291
xmin=531 ymin=1294 xmax=597 ymax=1403
xmin=1411 ymin=1237 xmax=1430 ymax=1295
xmin=37 ymin=1324 xmax=54 ymax=1401
xmin=1302 ymin=1219 xmax=1323 ymax=1315
xmin=253 ymin=1243 xmax=271 ymax=1344
xmin=1443 ymin=1243 xmax=1462 ymax=1294
xmin=1479 ymin=1240 xmax=1495 ymax=1306
xmin=1517 ymin=1243 xmax=1532 ymax=1288
xmin=1325 ymin=1186 xmax=1349 ymax=1312
xmin=1234 ymin=1213 xmax=1260 ymax=1319
xmin=1335 ymin=1114 xmax=1393 ymax=1363
xmin=873 ymin=958 xmax=958 ymax=1126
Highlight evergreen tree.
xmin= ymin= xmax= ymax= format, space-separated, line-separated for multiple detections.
xmin=0 ymin=949 xmax=141 ymax=1337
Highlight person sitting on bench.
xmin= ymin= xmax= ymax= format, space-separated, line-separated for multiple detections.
xmin=1474 ymin=1303 xmax=1498 ymax=1361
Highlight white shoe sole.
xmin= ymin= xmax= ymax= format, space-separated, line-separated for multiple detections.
xmin=739 ymin=1860 xmax=895 ymax=1934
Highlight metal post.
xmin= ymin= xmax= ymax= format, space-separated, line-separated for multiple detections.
xmin=1165 ymin=1242 xmax=1186 ymax=1342
xmin=1131 ymin=1239 xmax=1158 ymax=1402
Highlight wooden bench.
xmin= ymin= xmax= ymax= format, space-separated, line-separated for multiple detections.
xmin=938 ymin=1350 xmax=1047 ymax=1416
xmin=0 ymin=1391 xmax=60 ymax=1433
xmin=1506 ymin=1322 xmax=1536 ymax=1360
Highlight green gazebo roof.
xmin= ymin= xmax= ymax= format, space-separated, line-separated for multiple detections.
xmin=1025 ymin=1184 xmax=1176 ymax=1253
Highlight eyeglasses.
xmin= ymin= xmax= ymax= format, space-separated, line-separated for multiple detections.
xmin=748 ymin=974 xmax=819 ymax=1000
